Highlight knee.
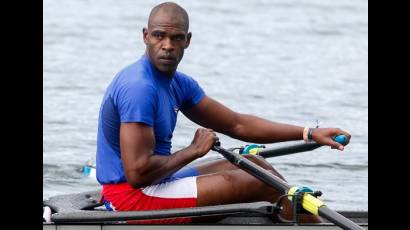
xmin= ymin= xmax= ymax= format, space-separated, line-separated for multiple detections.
xmin=267 ymin=169 xmax=286 ymax=181
xmin=243 ymin=154 xmax=263 ymax=163
xmin=243 ymin=154 xmax=272 ymax=169
xmin=219 ymin=172 xmax=235 ymax=186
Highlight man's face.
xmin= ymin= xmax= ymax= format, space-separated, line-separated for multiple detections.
xmin=143 ymin=12 xmax=191 ymax=76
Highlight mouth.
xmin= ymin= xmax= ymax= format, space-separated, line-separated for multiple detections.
xmin=158 ymin=56 xmax=177 ymax=65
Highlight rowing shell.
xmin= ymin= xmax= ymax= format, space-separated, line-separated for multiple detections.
xmin=43 ymin=190 xmax=367 ymax=229
xmin=46 ymin=139 xmax=367 ymax=229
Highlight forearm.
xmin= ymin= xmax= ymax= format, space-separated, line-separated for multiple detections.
xmin=121 ymin=123 xmax=203 ymax=188
xmin=126 ymin=145 xmax=199 ymax=188
xmin=183 ymin=97 xmax=304 ymax=144
xmin=229 ymin=113 xmax=304 ymax=143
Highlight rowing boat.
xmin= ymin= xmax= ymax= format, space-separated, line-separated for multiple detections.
xmin=44 ymin=138 xmax=367 ymax=229
xmin=43 ymin=189 xmax=368 ymax=229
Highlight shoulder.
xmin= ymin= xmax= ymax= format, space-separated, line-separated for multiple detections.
xmin=116 ymin=59 xmax=152 ymax=83
xmin=173 ymin=71 xmax=206 ymax=109
xmin=175 ymin=71 xmax=194 ymax=81
xmin=111 ymin=61 xmax=157 ymax=101
xmin=118 ymin=58 xmax=156 ymax=86
xmin=174 ymin=71 xmax=200 ymax=87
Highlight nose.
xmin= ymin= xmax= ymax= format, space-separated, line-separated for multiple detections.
xmin=161 ymin=37 xmax=174 ymax=52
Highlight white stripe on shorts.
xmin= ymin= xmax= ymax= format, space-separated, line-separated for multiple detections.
xmin=141 ymin=176 xmax=197 ymax=199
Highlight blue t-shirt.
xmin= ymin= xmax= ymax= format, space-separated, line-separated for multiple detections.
xmin=96 ymin=55 xmax=205 ymax=184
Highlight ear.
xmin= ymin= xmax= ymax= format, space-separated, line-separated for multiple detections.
xmin=185 ymin=32 xmax=192 ymax=49
xmin=143 ymin=28 xmax=149 ymax=45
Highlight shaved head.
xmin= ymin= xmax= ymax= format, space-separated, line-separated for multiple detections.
xmin=148 ymin=2 xmax=189 ymax=32
xmin=143 ymin=2 xmax=192 ymax=75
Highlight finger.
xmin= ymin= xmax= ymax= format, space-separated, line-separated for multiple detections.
xmin=336 ymin=129 xmax=351 ymax=139
xmin=341 ymin=131 xmax=352 ymax=143
xmin=333 ymin=141 xmax=344 ymax=151
xmin=325 ymin=139 xmax=344 ymax=151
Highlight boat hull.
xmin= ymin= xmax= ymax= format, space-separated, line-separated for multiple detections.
xmin=44 ymin=224 xmax=368 ymax=230
xmin=43 ymin=190 xmax=367 ymax=229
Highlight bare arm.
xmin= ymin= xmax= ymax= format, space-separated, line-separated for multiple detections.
xmin=120 ymin=122 xmax=216 ymax=188
xmin=182 ymin=96 xmax=303 ymax=143
xmin=182 ymin=96 xmax=350 ymax=149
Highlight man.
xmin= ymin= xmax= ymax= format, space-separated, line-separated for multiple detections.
xmin=96 ymin=2 xmax=351 ymax=224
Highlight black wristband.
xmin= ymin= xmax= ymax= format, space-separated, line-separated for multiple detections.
xmin=307 ymin=128 xmax=316 ymax=140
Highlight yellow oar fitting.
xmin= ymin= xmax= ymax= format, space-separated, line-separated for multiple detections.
xmin=248 ymin=148 xmax=260 ymax=155
xmin=287 ymin=186 xmax=325 ymax=216
xmin=241 ymin=144 xmax=264 ymax=155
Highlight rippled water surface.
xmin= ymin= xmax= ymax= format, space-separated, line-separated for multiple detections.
xmin=44 ymin=0 xmax=368 ymax=211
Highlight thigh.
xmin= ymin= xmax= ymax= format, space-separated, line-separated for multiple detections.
xmin=159 ymin=165 xmax=200 ymax=183
xmin=196 ymin=169 xmax=282 ymax=206
xmin=195 ymin=158 xmax=238 ymax=175
xmin=194 ymin=155 xmax=285 ymax=180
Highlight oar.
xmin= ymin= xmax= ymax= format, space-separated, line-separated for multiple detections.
xmin=240 ymin=135 xmax=348 ymax=158
xmin=245 ymin=134 xmax=349 ymax=158
xmin=257 ymin=142 xmax=321 ymax=158
xmin=190 ymin=135 xmax=348 ymax=167
xmin=211 ymin=136 xmax=363 ymax=230
xmin=191 ymin=135 xmax=348 ymax=166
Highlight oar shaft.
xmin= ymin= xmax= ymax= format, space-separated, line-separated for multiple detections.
xmin=215 ymin=145 xmax=289 ymax=193
xmin=319 ymin=206 xmax=364 ymax=230
xmin=255 ymin=134 xmax=348 ymax=158
xmin=213 ymin=143 xmax=364 ymax=230
xmin=258 ymin=142 xmax=321 ymax=158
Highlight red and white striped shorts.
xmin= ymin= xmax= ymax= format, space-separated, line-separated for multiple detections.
xmin=101 ymin=171 xmax=198 ymax=224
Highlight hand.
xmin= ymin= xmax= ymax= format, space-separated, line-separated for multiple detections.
xmin=189 ymin=128 xmax=219 ymax=157
xmin=311 ymin=128 xmax=351 ymax=151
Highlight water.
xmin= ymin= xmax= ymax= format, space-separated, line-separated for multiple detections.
xmin=44 ymin=0 xmax=368 ymax=211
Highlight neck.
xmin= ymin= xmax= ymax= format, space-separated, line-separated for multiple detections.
xmin=144 ymin=51 xmax=176 ymax=79
xmin=159 ymin=70 xmax=175 ymax=79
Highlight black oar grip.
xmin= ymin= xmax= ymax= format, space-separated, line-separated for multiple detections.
xmin=212 ymin=141 xmax=221 ymax=151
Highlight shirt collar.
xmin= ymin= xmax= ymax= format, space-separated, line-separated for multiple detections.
xmin=141 ymin=54 xmax=175 ymax=86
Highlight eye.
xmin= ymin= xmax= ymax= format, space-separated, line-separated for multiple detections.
xmin=174 ymin=35 xmax=185 ymax=41
xmin=152 ymin=32 xmax=164 ymax=39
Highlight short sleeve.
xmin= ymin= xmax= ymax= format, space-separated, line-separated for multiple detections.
xmin=177 ymin=73 xmax=205 ymax=110
xmin=116 ymin=82 xmax=157 ymax=126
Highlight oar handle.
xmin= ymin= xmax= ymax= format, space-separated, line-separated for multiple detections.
xmin=211 ymin=140 xmax=221 ymax=151
xmin=334 ymin=134 xmax=349 ymax=145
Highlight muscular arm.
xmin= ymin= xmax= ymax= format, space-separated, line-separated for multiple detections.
xmin=120 ymin=122 xmax=215 ymax=188
xmin=120 ymin=123 xmax=195 ymax=188
xmin=183 ymin=96 xmax=350 ymax=149
xmin=183 ymin=96 xmax=304 ymax=143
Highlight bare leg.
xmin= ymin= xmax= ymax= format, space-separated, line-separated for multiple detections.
xmin=192 ymin=155 xmax=280 ymax=223
xmin=195 ymin=155 xmax=286 ymax=181
xmin=195 ymin=167 xmax=322 ymax=223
